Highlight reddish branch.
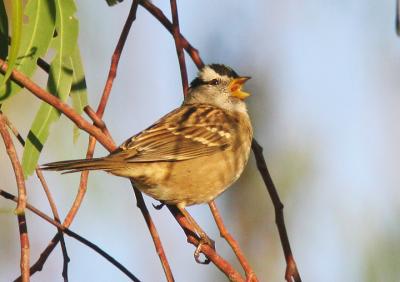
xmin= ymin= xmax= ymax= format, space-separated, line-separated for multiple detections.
xmin=35 ymin=169 xmax=70 ymax=281
xmin=209 ymin=202 xmax=258 ymax=282
xmin=0 ymin=113 xmax=30 ymax=282
xmin=2 ymin=113 xmax=70 ymax=282
xmin=169 ymin=0 xmax=189 ymax=96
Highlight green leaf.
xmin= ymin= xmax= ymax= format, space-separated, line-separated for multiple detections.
xmin=0 ymin=0 xmax=8 ymax=60
xmin=70 ymin=47 xmax=88 ymax=143
xmin=22 ymin=0 xmax=78 ymax=177
xmin=0 ymin=0 xmax=22 ymax=87
xmin=22 ymin=57 xmax=74 ymax=177
xmin=0 ymin=0 xmax=56 ymax=101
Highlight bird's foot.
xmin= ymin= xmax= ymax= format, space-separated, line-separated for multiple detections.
xmin=193 ymin=234 xmax=215 ymax=264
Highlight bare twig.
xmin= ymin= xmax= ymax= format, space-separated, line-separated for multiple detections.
xmin=252 ymin=139 xmax=301 ymax=282
xmin=84 ymin=105 xmax=113 ymax=141
xmin=169 ymin=0 xmax=189 ymax=96
xmin=35 ymin=169 xmax=70 ymax=282
xmin=0 ymin=113 xmax=30 ymax=282
xmin=209 ymin=202 xmax=258 ymax=282
xmin=130 ymin=181 xmax=174 ymax=282
xmin=0 ymin=189 xmax=141 ymax=282
xmin=2 ymin=112 xmax=70 ymax=282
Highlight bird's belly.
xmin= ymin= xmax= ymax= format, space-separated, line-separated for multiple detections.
xmin=117 ymin=149 xmax=249 ymax=206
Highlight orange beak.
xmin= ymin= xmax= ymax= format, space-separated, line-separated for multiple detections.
xmin=229 ymin=76 xmax=251 ymax=100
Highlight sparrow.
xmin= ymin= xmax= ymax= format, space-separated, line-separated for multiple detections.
xmin=43 ymin=64 xmax=253 ymax=262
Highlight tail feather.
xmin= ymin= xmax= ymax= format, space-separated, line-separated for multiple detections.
xmin=41 ymin=158 xmax=121 ymax=174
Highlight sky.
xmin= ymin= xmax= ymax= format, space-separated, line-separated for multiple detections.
xmin=1 ymin=0 xmax=400 ymax=281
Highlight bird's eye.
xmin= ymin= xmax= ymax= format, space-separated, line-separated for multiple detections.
xmin=209 ymin=79 xmax=219 ymax=85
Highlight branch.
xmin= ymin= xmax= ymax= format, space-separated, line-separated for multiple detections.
xmin=0 ymin=189 xmax=140 ymax=282
xmin=252 ymin=139 xmax=301 ymax=282
xmin=209 ymin=202 xmax=258 ymax=281
xmin=35 ymin=169 xmax=70 ymax=282
xmin=2 ymin=112 xmax=70 ymax=281
xmin=0 ymin=113 xmax=30 ymax=282
xmin=169 ymin=0 xmax=189 ymax=96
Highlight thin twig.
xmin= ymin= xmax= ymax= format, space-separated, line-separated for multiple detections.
xmin=130 ymin=181 xmax=174 ymax=282
xmin=169 ymin=0 xmax=189 ymax=96
xmin=0 ymin=113 xmax=30 ymax=282
xmin=209 ymin=202 xmax=258 ymax=282
xmin=35 ymin=169 xmax=70 ymax=282
xmin=252 ymin=139 xmax=301 ymax=282
xmin=0 ymin=189 xmax=141 ymax=282
xmin=84 ymin=105 xmax=113 ymax=141
xmin=2 ymin=112 xmax=70 ymax=282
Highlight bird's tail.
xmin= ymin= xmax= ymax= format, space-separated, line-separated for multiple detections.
xmin=41 ymin=157 xmax=122 ymax=174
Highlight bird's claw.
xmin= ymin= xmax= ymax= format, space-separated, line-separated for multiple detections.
xmin=193 ymin=236 xmax=215 ymax=264
xmin=152 ymin=202 xmax=164 ymax=210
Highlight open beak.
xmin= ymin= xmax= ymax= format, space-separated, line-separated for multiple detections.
xmin=229 ymin=76 xmax=251 ymax=100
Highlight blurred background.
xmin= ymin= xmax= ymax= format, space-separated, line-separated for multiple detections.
xmin=1 ymin=0 xmax=400 ymax=281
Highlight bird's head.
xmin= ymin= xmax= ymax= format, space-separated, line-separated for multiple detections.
xmin=185 ymin=64 xmax=251 ymax=113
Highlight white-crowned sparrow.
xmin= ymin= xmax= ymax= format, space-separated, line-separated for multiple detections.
xmin=43 ymin=64 xmax=253 ymax=260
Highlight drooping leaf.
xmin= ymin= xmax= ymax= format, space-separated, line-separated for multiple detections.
xmin=0 ymin=0 xmax=56 ymax=101
xmin=70 ymin=47 xmax=88 ymax=143
xmin=22 ymin=0 xmax=78 ymax=177
xmin=0 ymin=0 xmax=8 ymax=60
xmin=0 ymin=0 xmax=22 ymax=88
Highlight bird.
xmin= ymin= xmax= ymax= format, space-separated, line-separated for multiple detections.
xmin=43 ymin=63 xmax=253 ymax=262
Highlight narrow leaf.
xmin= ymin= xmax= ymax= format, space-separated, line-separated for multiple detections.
xmin=70 ymin=47 xmax=88 ymax=143
xmin=22 ymin=58 xmax=74 ymax=177
xmin=0 ymin=0 xmax=56 ymax=101
xmin=22 ymin=0 xmax=78 ymax=177
xmin=0 ymin=0 xmax=22 ymax=86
